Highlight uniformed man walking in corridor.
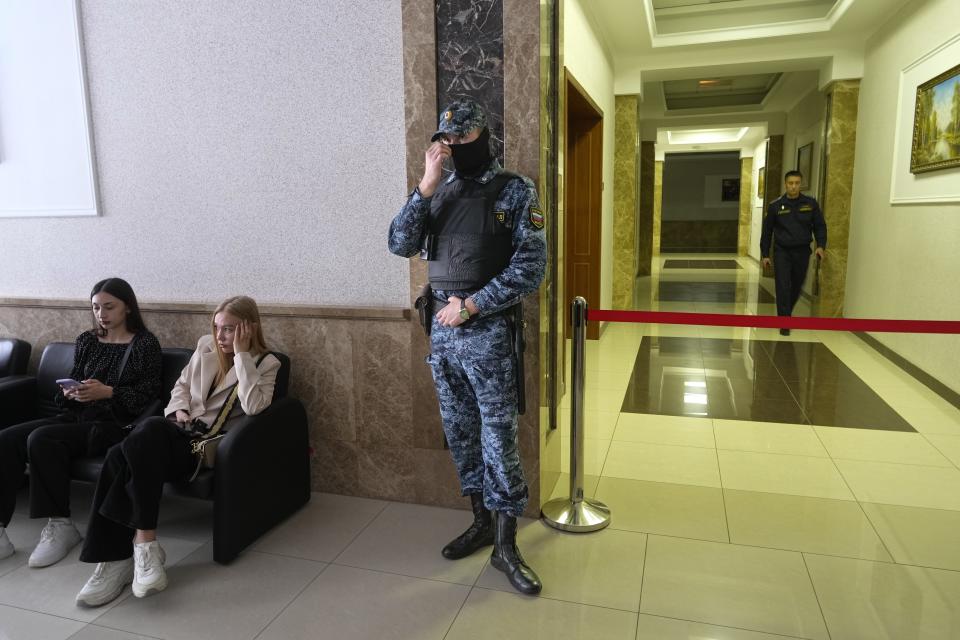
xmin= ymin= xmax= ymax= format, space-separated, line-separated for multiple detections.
xmin=760 ymin=170 xmax=827 ymax=335
xmin=387 ymin=99 xmax=546 ymax=595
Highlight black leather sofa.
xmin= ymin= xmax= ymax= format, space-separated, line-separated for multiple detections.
xmin=0 ymin=341 xmax=310 ymax=564
xmin=0 ymin=338 xmax=31 ymax=379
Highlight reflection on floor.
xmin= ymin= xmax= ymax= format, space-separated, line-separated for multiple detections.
xmin=621 ymin=336 xmax=916 ymax=430
xmin=657 ymin=281 xmax=776 ymax=303
xmin=663 ymin=259 xmax=742 ymax=269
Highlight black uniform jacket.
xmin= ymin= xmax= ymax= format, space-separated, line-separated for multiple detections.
xmin=760 ymin=193 xmax=827 ymax=257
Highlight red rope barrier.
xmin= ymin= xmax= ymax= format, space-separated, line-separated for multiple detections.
xmin=586 ymin=309 xmax=960 ymax=334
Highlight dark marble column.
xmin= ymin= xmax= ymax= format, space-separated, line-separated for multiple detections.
xmin=436 ymin=0 xmax=505 ymax=161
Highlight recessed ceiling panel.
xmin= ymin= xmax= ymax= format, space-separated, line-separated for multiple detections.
xmin=653 ymin=0 xmax=840 ymax=35
xmin=663 ymin=72 xmax=781 ymax=110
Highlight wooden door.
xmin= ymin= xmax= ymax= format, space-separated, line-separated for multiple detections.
xmin=564 ymin=72 xmax=603 ymax=340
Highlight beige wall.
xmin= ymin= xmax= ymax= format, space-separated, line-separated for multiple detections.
xmin=846 ymin=0 xmax=960 ymax=393
xmin=563 ymin=0 xmax=616 ymax=312
xmin=782 ymin=88 xmax=827 ymax=201
xmin=0 ymin=0 xmax=409 ymax=308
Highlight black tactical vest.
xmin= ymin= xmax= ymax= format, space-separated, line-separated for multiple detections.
xmin=426 ymin=172 xmax=517 ymax=290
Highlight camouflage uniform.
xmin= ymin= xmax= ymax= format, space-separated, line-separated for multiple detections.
xmin=387 ymin=101 xmax=546 ymax=517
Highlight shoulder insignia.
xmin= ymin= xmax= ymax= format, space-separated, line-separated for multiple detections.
xmin=495 ymin=210 xmax=506 ymax=224
xmin=529 ymin=206 xmax=545 ymax=229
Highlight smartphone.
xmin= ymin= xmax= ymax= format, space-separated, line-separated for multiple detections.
xmin=56 ymin=378 xmax=82 ymax=389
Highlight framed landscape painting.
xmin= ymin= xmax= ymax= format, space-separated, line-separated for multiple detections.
xmin=911 ymin=62 xmax=960 ymax=174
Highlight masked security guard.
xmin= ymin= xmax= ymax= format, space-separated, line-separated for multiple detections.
xmin=760 ymin=170 xmax=827 ymax=335
xmin=388 ymin=99 xmax=546 ymax=595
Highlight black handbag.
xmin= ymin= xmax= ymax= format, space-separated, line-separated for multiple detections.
xmin=86 ymin=339 xmax=136 ymax=456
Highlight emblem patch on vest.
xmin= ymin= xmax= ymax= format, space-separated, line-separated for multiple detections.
xmin=529 ymin=206 xmax=544 ymax=229
xmin=495 ymin=210 xmax=506 ymax=225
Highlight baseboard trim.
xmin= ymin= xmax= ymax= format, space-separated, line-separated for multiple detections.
xmin=854 ymin=331 xmax=960 ymax=411
xmin=0 ymin=297 xmax=410 ymax=322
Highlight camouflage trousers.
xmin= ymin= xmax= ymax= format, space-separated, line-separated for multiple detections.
xmin=426 ymin=314 xmax=528 ymax=517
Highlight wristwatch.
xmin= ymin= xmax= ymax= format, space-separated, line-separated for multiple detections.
xmin=459 ymin=298 xmax=471 ymax=321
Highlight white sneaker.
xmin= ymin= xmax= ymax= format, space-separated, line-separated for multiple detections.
xmin=28 ymin=518 xmax=82 ymax=568
xmin=75 ymin=559 xmax=134 ymax=607
xmin=0 ymin=527 xmax=14 ymax=560
xmin=132 ymin=540 xmax=167 ymax=598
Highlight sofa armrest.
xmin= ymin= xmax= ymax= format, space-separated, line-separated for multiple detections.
xmin=0 ymin=376 xmax=38 ymax=429
xmin=211 ymin=397 xmax=311 ymax=563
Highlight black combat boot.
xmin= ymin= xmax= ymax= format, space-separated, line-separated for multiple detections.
xmin=490 ymin=512 xmax=542 ymax=595
xmin=442 ymin=494 xmax=494 ymax=560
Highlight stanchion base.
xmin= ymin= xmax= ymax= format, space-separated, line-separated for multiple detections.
xmin=541 ymin=498 xmax=611 ymax=533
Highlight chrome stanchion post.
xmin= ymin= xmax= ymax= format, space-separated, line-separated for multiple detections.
xmin=541 ymin=297 xmax=611 ymax=532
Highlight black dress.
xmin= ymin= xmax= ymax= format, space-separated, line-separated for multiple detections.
xmin=0 ymin=331 xmax=161 ymax=525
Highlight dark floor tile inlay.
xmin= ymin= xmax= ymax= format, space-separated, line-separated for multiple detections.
xmin=657 ymin=281 xmax=775 ymax=304
xmin=620 ymin=336 xmax=916 ymax=432
xmin=663 ymin=260 xmax=742 ymax=270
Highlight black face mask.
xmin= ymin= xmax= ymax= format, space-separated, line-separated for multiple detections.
xmin=451 ymin=128 xmax=492 ymax=176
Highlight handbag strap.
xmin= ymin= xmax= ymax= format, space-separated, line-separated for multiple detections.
xmin=197 ymin=352 xmax=270 ymax=440
xmin=115 ymin=337 xmax=136 ymax=384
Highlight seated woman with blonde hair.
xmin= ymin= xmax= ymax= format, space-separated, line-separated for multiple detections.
xmin=74 ymin=296 xmax=280 ymax=607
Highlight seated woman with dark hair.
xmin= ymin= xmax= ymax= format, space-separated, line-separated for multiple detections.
xmin=0 ymin=278 xmax=161 ymax=567
xmin=75 ymin=295 xmax=280 ymax=608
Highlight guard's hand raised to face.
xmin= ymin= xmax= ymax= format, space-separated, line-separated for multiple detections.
xmin=418 ymin=142 xmax=452 ymax=199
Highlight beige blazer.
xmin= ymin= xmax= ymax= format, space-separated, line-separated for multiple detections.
xmin=164 ymin=334 xmax=281 ymax=429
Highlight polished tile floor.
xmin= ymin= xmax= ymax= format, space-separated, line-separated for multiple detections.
xmin=2 ymin=253 xmax=960 ymax=639
xmin=549 ymin=252 xmax=960 ymax=638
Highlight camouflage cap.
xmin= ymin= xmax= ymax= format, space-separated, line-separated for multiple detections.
xmin=430 ymin=99 xmax=487 ymax=142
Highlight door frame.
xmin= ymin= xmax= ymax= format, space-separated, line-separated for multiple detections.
xmin=563 ymin=69 xmax=603 ymax=340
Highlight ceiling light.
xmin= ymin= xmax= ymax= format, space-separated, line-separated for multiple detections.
xmin=667 ymin=127 xmax=749 ymax=145
xmin=683 ymin=393 xmax=708 ymax=405
xmin=697 ymin=78 xmax=732 ymax=87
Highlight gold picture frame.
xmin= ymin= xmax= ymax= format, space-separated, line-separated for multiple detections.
xmin=910 ymin=62 xmax=960 ymax=174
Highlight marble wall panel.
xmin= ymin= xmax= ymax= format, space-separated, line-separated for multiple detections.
xmin=0 ymin=305 xmax=90 ymax=371
xmin=0 ymin=302 xmax=417 ymax=500
xmin=357 ymin=443 xmax=418 ymax=502
xmin=653 ymin=160 xmax=663 ymax=256
xmin=355 ymin=320 xmax=413 ymax=448
xmin=613 ymin=96 xmax=639 ymax=310
xmin=660 ymin=221 xmax=739 ymax=253
xmin=637 ymin=141 xmax=656 ymax=276
xmin=816 ymin=80 xmax=859 ymax=318
xmin=738 ymin=157 xmax=753 ymax=256
xmin=504 ymin=0 xmax=540 ymax=176
xmin=312 ymin=437 xmax=360 ymax=497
